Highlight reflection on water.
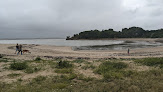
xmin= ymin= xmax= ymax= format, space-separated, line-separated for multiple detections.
xmin=73 ymin=41 xmax=163 ymax=50
xmin=0 ymin=39 xmax=162 ymax=50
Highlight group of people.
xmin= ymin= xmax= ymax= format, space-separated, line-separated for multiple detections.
xmin=15 ymin=43 xmax=23 ymax=55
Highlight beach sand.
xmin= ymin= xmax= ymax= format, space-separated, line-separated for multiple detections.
xmin=1 ymin=38 xmax=163 ymax=60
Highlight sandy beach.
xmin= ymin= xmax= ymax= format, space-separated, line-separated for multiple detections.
xmin=1 ymin=38 xmax=163 ymax=60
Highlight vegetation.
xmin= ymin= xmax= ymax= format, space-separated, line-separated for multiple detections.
xmin=0 ymin=58 xmax=9 ymax=62
xmin=95 ymin=61 xmax=128 ymax=80
xmin=134 ymin=57 xmax=163 ymax=68
xmin=56 ymin=60 xmax=73 ymax=69
xmin=7 ymin=73 xmax=21 ymax=78
xmin=1 ymin=58 xmax=163 ymax=92
xmin=72 ymin=59 xmax=85 ymax=63
xmin=25 ymin=67 xmax=41 ymax=73
xmin=10 ymin=62 xmax=28 ymax=70
xmin=34 ymin=57 xmax=42 ymax=61
xmin=67 ymin=27 xmax=163 ymax=40
xmin=0 ymin=54 xmax=3 ymax=58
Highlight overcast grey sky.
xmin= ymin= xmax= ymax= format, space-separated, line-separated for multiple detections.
xmin=0 ymin=0 xmax=163 ymax=38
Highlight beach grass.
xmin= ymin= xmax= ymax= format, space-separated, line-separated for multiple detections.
xmin=134 ymin=57 xmax=163 ymax=68
xmin=0 ymin=57 xmax=163 ymax=92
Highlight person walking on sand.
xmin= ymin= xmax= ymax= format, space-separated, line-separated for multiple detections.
xmin=128 ymin=48 xmax=130 ymax=55
xmin=15 ymin=43 xmax=19 ymax=54
xmin=17 ymin=44 xmax=23 ymax=55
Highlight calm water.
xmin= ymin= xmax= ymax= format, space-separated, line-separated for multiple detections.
xmin=0 ymin=39 xmax=162 ymax=50
xmin=0 ymin=39 xmax=123 ymax=46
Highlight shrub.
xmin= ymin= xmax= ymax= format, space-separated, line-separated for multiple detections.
xmin=10 ymin=62 xmax=28 ymax=70
xmin=56 ymin=60 xmax=73 ymax=69
xmin=35 ymin=57 xmax=42 ymax=61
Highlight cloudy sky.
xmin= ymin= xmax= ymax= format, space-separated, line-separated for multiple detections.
xmin=0 ymin=0 xmax=163 ymax=38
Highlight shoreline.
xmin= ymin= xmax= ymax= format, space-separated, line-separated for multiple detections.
xmin=1 ymin=39 xmax=163 ymax=60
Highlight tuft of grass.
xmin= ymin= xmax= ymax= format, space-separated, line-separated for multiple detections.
xmin=34 ymin=57 xmax=42 ymax=61
xmin=55 ymin=68 xmax=73 ymax=74
xmin=72 ymin=59 xmax=85 ymax=63
xmin=67 ymin=73 xmax=77 ymax=80
xmin=0 ymin=59 xmax=9 ymax=62
xmin=95 ymin=61 xmax=128 ymax=80
xmin=10 ymin=62 xmax=28 ymax=70
xmin=81 ymin=64 xmax=96 ymax=70
xmin=77 ymin=74 xmax=94 ymax=82
xmin=25 ymin=67 xmax=41 ymax=74
xmin=50 ymin=83 xmax=68 ymax=89
xmin=17 ymin=78 xmax=23 ymax=82
xmin=56 ymin=60 xmax=73 ymax=69
xmin=33 ymin=76 xmax=46 ymax=84
xmin=7 ymin=73 xmax=21 ymax=78
xmin=134 ymin=58 xmax=163 ymax=68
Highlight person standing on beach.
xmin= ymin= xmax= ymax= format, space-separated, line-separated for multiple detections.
xmin=17 ymin=44 xmax=23 ymax=55
xmin=128 ymin=48 xmax=130 ymax=55
xmin=15 ymin=43 xmax=19 ymax=54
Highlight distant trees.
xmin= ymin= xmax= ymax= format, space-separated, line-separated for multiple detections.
xmin=66 ymin=27 xmax=163 ymax=40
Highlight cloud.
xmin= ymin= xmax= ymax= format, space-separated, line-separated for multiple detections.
xmin=0 ymin=0 xmax=163 ymax=38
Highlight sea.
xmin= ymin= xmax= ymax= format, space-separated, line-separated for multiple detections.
xmin=0 ymin=39 xmax=162 ymax=50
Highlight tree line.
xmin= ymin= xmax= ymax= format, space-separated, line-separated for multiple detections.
xmin=66 ymin=27 xmax=163 ymax=40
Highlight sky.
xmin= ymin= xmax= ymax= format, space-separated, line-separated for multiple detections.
xmin=0 ymin=0 xmax=163 ymax=38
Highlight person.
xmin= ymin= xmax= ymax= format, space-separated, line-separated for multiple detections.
xmin=15 ymin=43 xmax=19 ymax=54
xmin=128 ymin=48 xmax=130 ymax=55
xmin=17 ymin=44 xmax=23 ymax=55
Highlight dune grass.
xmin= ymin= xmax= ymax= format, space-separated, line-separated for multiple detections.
xmin=0 ymin=58 xmax=163 ymax=92
xmin=134 ymin=57 xmax=163 ymax=68
xmin=7 ymin=73 xmax=21 ymax=78
xmin=10 ymin=62 xmax=28 ymax=70
xmin=95 ymin=61 xmax=128 ymax=80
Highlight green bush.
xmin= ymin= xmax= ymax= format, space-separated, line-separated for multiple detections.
xmin=56 ymin=60 xmax=73 ymax=69
xmin=10 ymin=62 xmax=28 ymax=70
